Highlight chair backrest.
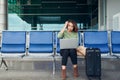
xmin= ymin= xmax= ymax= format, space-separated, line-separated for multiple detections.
xmin=1 ymin=31 xmax=26 ymax=53
xmin=29 ymin=31 xmax=53 ymax=53
xmin=56 ymin=33 xmax=60 ymax=53
xmin=78 ymin=31 xmax=81 ymax=45
xmin=111 ymin=31 xmax=120 ymax=53
xmin=84 ymin=31 xmax=109 ymax=53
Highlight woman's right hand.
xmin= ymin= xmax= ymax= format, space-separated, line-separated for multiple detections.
xmin=60 ymin=21 xmax=69 ymax=33
xmin=64 ymin=21 xmax=68 ymax=28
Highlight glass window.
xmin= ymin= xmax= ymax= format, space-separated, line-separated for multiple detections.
xmin=8 ymin=0 xmax=98 ymax=31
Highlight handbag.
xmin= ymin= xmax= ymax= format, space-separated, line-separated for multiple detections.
xmin=76 ymin=46 xmax=86 ymax=57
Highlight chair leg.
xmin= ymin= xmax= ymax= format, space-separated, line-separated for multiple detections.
xmin=0 ymin=58 xmax=8 ymax=70
xmin=53 ymin=57 xmax=56 ymax=75
xmin=0 ymin=58 xmax=3 ymax=68
xmin=53 ymin=47 xmax=56 ymax=75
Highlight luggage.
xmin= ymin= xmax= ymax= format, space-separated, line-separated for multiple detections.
xmin=85 ymin=48 xmax=101 ymax=80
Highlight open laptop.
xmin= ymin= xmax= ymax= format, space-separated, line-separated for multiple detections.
xmin=60 ymin=38 xmax=78 ymax=49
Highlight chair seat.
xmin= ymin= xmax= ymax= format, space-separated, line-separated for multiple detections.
xmin=112 ymin=45 xmax=120 ymax=53
xmin=29 ymin=44 xmax=53 ymax=53
xmin=1 ymin=45 xmax=25 ymax=53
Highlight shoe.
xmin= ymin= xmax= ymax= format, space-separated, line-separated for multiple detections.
xmin=61 ymin=68 xmax=67 ymax=80
xmin=73 ymin=66 xmax=79 ymax=78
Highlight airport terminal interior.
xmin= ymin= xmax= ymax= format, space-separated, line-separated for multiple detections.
xmin=0 ymin=0 xmax=120 ymax=80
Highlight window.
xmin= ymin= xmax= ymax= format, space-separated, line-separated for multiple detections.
xmin=8 ymin=0 xmax=98 ymax=31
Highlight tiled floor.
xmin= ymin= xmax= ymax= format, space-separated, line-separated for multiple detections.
xmin=0 ymin=58 xmax=120 ymax=80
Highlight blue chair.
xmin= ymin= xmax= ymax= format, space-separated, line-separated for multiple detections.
xmin=1 ymin=31 xmax=26 ymax=55
xmin=0 ymin=31 xmax=26 ymax=70
xmin=28 ymin=31 xmax=55 ymax=74
xmin=111 ymin=31 xmax=120 ymax=57
xmin=29 ymin=31 xmax=53 ymax=54
xmin=84 ymin=31 xmax=109 ymax=54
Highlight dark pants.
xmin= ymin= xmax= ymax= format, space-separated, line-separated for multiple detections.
xmin=60 ymin=49 xmax=77 ymax=66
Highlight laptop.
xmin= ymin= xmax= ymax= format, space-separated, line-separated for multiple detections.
xmin=60 ymin=38 xmax=78 ymax=49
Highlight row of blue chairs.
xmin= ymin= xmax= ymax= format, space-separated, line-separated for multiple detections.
xmin=1 ymin=31 xmax=53 ymax=55
xmin=0 ymin=31 xmax=120 ymax=73
xmin=1 ymin=31 xmax=120 ymax=57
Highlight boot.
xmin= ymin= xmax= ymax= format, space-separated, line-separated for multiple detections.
xmin=61 ymin=69 xmax=67 ymax=80
xmin=73 ymin=66 xmax=79 ymax=78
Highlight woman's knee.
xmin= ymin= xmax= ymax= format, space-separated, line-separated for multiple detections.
xmin=60 ymin=49 xmax=69 ymax=56
xmin=69 ymin=49 xmax=77 ymax=56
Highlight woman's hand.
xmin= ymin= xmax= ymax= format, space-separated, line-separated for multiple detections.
xmin=59 ymin=21 xmax=69 ymax=33
xmin=64 ymin=21 xmax=68 ymax=28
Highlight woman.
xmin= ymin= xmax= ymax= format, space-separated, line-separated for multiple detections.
xmin=57 ymin=19 xmax=79 ymax=79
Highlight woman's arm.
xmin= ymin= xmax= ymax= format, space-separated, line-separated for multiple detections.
xmin=57 ymin=21 xmax=68 ymax=38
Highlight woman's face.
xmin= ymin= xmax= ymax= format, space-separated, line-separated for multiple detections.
xmin=67 ymin=22 xmax=74 ymax=32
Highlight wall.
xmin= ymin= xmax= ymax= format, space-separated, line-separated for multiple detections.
xmin=107 ymin=0 xmax=120 ymax=30
xmin=0 ymin=0 xmax=7 ymax=31
xmin=98 ymin=0 xmax=106 ymax=30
